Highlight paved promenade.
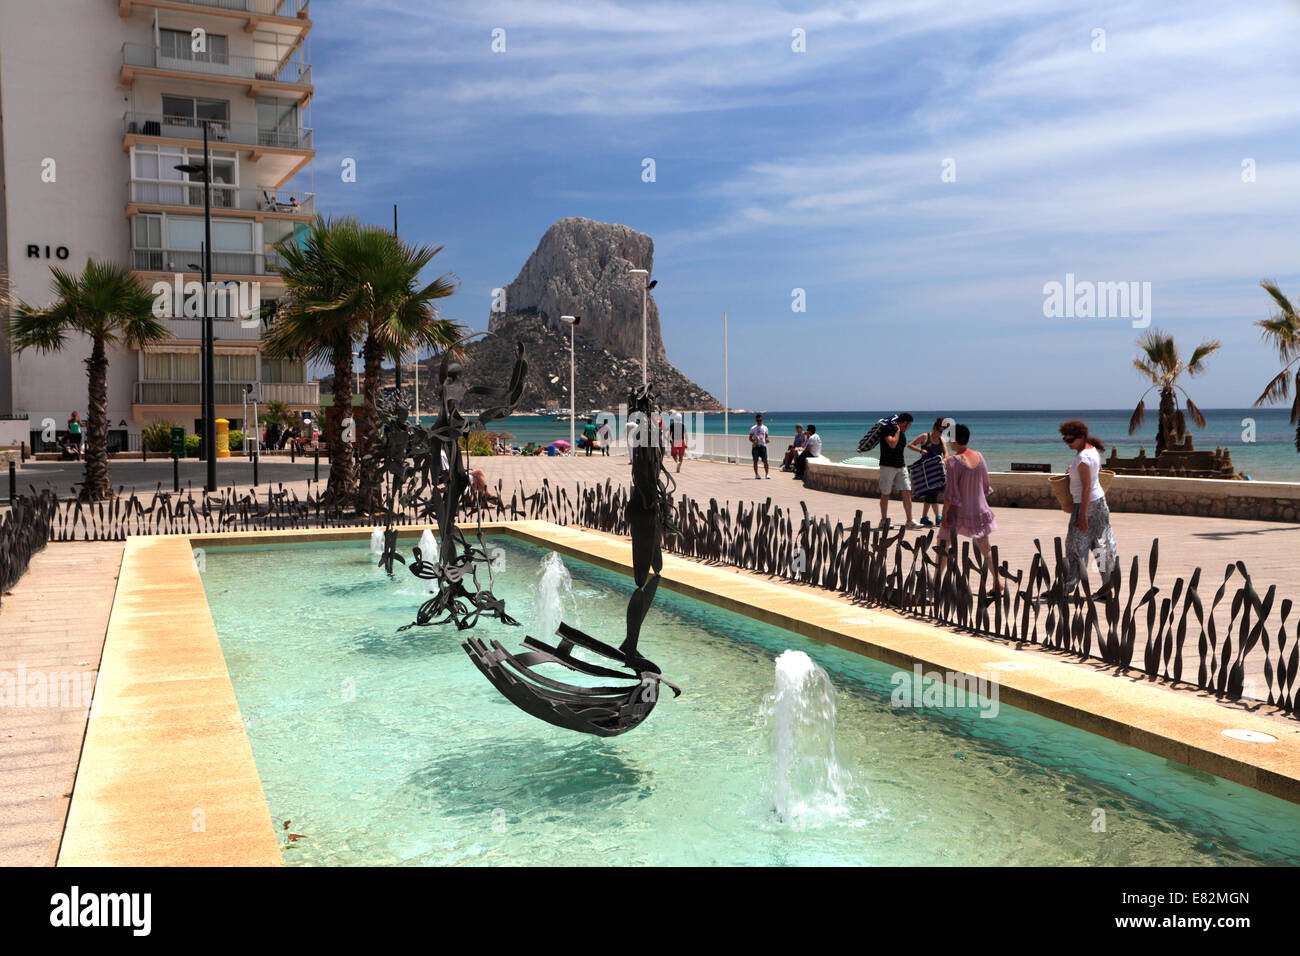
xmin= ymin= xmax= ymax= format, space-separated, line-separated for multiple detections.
xmin=0 ymin=541 xmax=122 ymax=866
xmin=8 ymin=455 xmax=1299 ymax=600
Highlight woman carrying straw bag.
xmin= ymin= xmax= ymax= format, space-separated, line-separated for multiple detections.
xmin=1058 ymin=419 xmax=1119 ymax=596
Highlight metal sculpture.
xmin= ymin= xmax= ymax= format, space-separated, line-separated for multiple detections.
xmin=464 ymin=384 xmax=681 ymax=736
xmin=376 ymin=338 xmax=527 ymax=630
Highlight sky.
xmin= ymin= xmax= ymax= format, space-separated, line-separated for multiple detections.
xmin=300 ymin=0 xmax=1300 ymax=411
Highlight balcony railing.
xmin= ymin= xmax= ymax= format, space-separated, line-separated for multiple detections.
xmin=122 ymin=43 xmax=312 ymax=87
xmin=132 ymin=0 xmax=310 ymax=17
xmin=128 ymin=180 xmax=314 ymax=215
xmin=125 ymin=112 xmax=312 ymax=150
xmin=132 ymin=247 xmax=285 ymax=275
xmin=135 ymin=381 xmax=318 ymax=406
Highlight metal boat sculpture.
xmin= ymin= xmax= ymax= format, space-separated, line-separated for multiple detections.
xmin=464 ymin=383 xmax=681 ymax=736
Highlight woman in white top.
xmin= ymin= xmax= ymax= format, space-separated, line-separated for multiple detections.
xmin=1059 ymin=419 xmax=1118 ymax=596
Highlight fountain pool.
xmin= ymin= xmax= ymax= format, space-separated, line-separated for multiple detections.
xmin=199 ymin=536 xmax=1300 ymax=866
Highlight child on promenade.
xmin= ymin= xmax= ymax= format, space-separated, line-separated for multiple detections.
xmin=669 ymin=412 xmax=687 ymax=472
xmin=908 ymin=418 xmax=949 ymax=527
xmin=1059 ymin=419 xmax=1119 ymax=596
xmin=781 ymin=424 xmax=807 ymax=471
xmin=936 ymin=423 xmax=1000 ymax=594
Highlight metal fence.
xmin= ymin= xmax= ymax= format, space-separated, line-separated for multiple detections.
xmin=5 ymin=478 xmax=1295 ymax=716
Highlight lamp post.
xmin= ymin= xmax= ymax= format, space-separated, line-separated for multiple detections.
xmin=628 ymin=269 xmax=656 ymax=388
xmin=174 ymin=119 xmax=216 ymax=491
xmin=560 ymin=314 xmax=580 ymax=452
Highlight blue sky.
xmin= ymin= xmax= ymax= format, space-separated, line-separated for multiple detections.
xmin=301 ymin=0 xmax=1300 ymax=411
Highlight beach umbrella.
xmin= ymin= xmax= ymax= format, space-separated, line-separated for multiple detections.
xmin=552 ymin=439 xmax=571 ymax=448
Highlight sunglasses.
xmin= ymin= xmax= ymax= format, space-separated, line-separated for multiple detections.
xmin=1063 ymin=435 xmax=1080 ymax=443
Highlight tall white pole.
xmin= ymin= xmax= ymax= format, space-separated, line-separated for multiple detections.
xmin=723 ymin=311 xmax=729 ymax=438
xmin=569 ymin=322 xmax=576 ymax=452
xmin=641 ymin=280 xmax=648 ymax=389
xmin=413 ymin=350 xmax=420 ymax=422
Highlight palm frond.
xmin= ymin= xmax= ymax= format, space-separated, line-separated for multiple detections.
xmin=1252 ymin=366 xmax=1293 ymax=407
xmin=1129 ymin=398 xmax=1145 ymax=435
xmin=1261 ymin=280 xmax=1297 ymax=319
xmin=1183 ymin=396 xmax=1206 ymax=430
xmin=1185 ymin=338 xmax=1221 ymax=377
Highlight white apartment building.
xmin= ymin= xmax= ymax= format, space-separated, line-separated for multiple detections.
xmin=0 ymin=0 xmax=318 ymax=452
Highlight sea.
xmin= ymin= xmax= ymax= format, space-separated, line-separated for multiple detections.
xmin=426 ymin=407 xmax=1300 ymax=484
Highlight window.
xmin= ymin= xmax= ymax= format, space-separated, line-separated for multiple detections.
xmin=214 ymin=353 xmax=256 ymax=382
xmin=143 ymin=352 xmax=200 ymax=382
xmin=256 ymin=96 xmax=299 ymax=147
xmin=161 ymin=95 xmax=229 ymax=128
xmin=261 ymin=357 xmax=305 ymax=384
xmin=130 ymin=145 xmax=239 ymax=208
xmin=159 ymin=29 xmax=228 ymax=65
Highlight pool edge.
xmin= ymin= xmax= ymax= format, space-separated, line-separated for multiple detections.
xmin=62 ymin=521 xmax=1300 ymax=866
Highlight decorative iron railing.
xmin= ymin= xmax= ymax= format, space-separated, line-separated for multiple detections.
xmin=5 ymin=478 xmax=1295 ymax=717
xmin=0 ymin=490 xmax=57 ymax=610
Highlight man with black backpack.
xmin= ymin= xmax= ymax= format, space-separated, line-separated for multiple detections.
xmin=877 ymin=413 xmax=920 ymax=528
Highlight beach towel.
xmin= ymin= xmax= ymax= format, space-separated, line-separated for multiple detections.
xmin=908 ymin=453 xmax=946 ymax=498
xmin=858 ymin=415 xmax=897 ymax=453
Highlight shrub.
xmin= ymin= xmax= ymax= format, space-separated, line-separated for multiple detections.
xmin=142 ymin=418 xmax=180 ymax=453
xmin=228 ymin=429 xmax=243 ymax=452
xmin=460 ymin=431 xmax=495 ymax=456
xmin=185 ymin=433 xmax=201 ymax=457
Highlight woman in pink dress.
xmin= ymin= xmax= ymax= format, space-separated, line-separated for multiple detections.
xmin=935 ymin=423 xmax=1001 ymax=593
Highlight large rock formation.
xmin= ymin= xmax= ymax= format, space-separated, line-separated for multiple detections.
xmin=489 ymin=217 xmax=666 ymax=364
xmin=450 ymin=217 xmax=719 ymax=410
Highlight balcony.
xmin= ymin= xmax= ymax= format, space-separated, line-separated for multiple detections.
xmin=121 ymin=43 xmax=312 ymax=102
xmin=132 ymin=247 xmax=286 ymax=277
xmin=135 ymin=380 xmax=318 ymax=406
xmin=125 ymin=112 xmax=312 ymax=151
xmin=124 ymin=0 xmax=309 ymax=17
xmin=128 ymin=180 xmax=315 ymax=218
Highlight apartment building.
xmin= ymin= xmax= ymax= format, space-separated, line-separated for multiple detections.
xmin=0 ymin=0 xmax=318 ymax=451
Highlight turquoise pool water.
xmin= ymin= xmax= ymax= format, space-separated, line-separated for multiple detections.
xmin=201 ymin=537 xmax=1300 ymax=866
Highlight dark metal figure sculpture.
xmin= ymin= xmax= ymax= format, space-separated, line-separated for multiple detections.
xmin=376 ymin=337 xmax=527 ymax=630
xmin=464 ymin=384 xmax=681 ymax=736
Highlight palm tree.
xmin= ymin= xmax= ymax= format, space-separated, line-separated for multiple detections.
xmin=1254 ymin=281 xmax=1300 ymax=453
xmin=322 ymin=221 xmax=463 ymax=513
xmin=264 ymin=217 xmax=363 ymax=506
xmin=1128 ymin=329 xmax=1221 ymax=456
xmin=8 ymin=260 xmax=168 ymax=500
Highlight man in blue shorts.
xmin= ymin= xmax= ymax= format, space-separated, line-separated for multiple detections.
xmin=749 ymin=413 xmax=770 ymax=479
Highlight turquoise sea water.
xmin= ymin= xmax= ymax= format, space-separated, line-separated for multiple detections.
xmin=458 ymin=408 xmax=1299 ymax=482
xmin=202 ymin=537 xmax=1300 ymax=866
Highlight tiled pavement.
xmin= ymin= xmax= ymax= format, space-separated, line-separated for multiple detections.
xmin=0 ymin=542 xmax=123 ymax=866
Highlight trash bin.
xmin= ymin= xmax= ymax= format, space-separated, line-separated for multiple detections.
xmin=216 ymin=418 xmax=231 ymax=458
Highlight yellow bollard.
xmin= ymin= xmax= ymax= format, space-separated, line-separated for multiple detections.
xmin=215 ymin=418 xmax=230 ymax=458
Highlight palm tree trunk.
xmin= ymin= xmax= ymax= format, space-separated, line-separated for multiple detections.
xmin=1156 ymin=385 xmax=1176 ymax=456
xmin=326 ymin=351 xmax=355 ymax=507
xmin=357 ymin=321 xmax=384 ymax=515
xmin=82 ymin=335 xmax=112 ymax=501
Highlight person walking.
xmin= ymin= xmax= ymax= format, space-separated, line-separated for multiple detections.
xmin=668 ymin=412 xmax=687 ymax=472
xmin=878 ymin=412 xmax=918 ymax=527
xmin=935 ymin=423 xmax=1000 ymax=594
xmin=67 ymin=411 xmax=83 ymax=460
xmin=908 ymin=418 xmax=949 ymax=526
xmin=793 ymin=424 xmax=821 ymax=479
xmin=597 ymin=418 xmax=612 ymax=456
xmin=749 ymin=413 xmax=770 ymax=479
xmin=582 ymin=418 xmax=598 ymax=456
xmin=781 ymin=424 xmax=807 ymax=471
xmin=1059 ymin=419 xmax=1119 ymax=597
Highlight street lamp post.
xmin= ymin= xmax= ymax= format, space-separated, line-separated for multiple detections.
xmin=175 ymin=119 xmax=216 ymax=492
xmin=628 ymin=269 xmax=656 ymax=388
xmin=560 ymin=315 xmax=580 ymax=452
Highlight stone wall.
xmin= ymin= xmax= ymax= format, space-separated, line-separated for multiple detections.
xmin=803 ymin=460 xmax=1300 ymax=523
